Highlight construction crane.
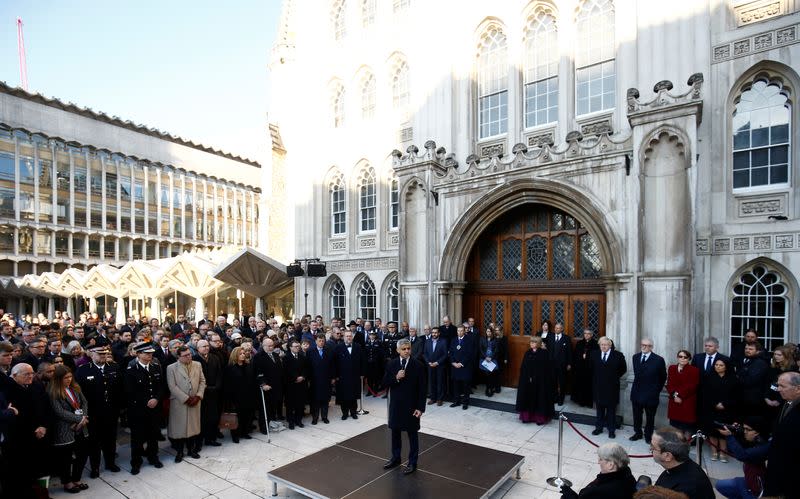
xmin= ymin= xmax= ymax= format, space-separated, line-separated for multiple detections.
xmin=17 ymin=17 xmax=28 ymax=91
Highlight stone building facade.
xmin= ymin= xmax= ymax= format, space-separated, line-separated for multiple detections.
xmin=271 ymin=0 xmax=800 ymax=387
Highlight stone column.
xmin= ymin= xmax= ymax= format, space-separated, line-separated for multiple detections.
xmin=66 ymin=297 xmax=75 ymax=319
xmin=195 ymin=296 xmax=205 ymax=324
xmin=89 ymin=296 xmax=97 ymax=314
xmin=255 ymin=297 xmax=265 ymax=319
xmin=47 ymin=298 xmax=55 ymax=319
xmin=115 ymin=297 xmax=126 ymax=326
xmin=150 ymin=297 xmax=160 ymax=322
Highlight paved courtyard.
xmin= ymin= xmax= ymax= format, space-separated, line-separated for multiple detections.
xmin=50 ymin=389 xmax=739 ymax=498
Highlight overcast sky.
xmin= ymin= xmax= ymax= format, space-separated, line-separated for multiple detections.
xmin=0 ymin=0 xmax=282 ymax=162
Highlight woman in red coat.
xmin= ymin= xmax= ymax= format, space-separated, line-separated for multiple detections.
xmin=666 ymin=349 xmax=700 ymax=440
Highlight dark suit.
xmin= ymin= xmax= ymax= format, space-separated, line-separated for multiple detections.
xmin=409 ymin=335 xmax=425 ymax=362
xmin=423 ymin=337 xmax=448 ymax=401
xmin=691 ymin=352 xmax=730 ymax=376
xmin=547 ymin=334 xmax=573 ymax=404
xmin=75 ymin=361 xmax=122 ymax=471
xmin=735 ymin=356 xmax=769 ymax=416
xmin=383 ymin=357 xmax=426 ymax=466
xmin=307 ymin=345 xmax=334 ymax=422
xmin=591 ymin=349 xmax=627 ymax=434
xmin=438 ymin=324 xmax=457 ymax=343
xmin=253 ymin=350 xmax=285 ymax=429
xmin=334 ymin=342 xmax=365 ymax=417
xmin=629 ymin=352 xmax=667 ymax=440
xmin=764 ymin=401 xmax=800 ymax=497
xmin=123 ymin=360 xmax=165 ymax=467
xmin=194 ymin=352 xmax=223 ymax=443
xmin=449 ymin=335 xmax=474 ymax=405
xmin=170 ymin=322 xmax=188 ymax=337
xmin=283 ymin=351 xmax=309 ymax=425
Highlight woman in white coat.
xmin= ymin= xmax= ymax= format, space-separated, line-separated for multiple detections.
xmin=167 ymin=345 xmax=206 ymax=462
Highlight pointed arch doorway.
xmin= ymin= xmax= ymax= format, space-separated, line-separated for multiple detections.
xmin=464 ymin=203 xmax=606 ymax=387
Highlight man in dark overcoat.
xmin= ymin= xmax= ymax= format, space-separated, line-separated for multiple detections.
xmin=283 ymin=339 xmax=309 ymax=429
xmin=124 ymin=342 xmax=166 ymax=474
xmin=193 ymin=339 xmax=223 ymax=446
xmin=334 ymin=330 xmax=365 ymax=420
xmin=254 ymin=337 xmax=285 ymax=432
xmin=448 ymin=326 xmax=475 ymax=409
xmin=546 ymin=323 xmax=573 ymax=405
xmin=629 ymin=338 xmax=666 ymax=444
xmin=590 ymin=336 xmax=627 ymax=438
xmin=307 ymin=333 xmax=334 ymax=424
xmin=382 ymin=338 xmax=426 ymax=475
xmin=423 ymin=328 xmax=448 ymax=405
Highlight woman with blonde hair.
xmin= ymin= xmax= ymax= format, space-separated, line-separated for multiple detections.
xmin=223 ymin=346 xmax=256 ymax=442
xmin=515 ymin=336 xmax=555 ymax=425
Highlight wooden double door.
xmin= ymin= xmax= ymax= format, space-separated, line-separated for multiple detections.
xmin=468 ymin=293 xmax=605 ymax=387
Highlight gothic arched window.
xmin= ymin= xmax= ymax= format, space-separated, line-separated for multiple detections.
xmin=731 ymin=264 xmax=789 ymax=352
xmin=361 ymin=72 xmax=376 ymax=120
xmin=330 ymin=277 xmax=346 ymax=321
xmin=362 ymin=0 xmax=375 ymax=27
xmin=331 ymin=82 xmax=345 ymax=128
xmin=391 ymin=57 xmax=410 ymax=112
xmin=575 ymin=0 xmax=615 ymax=115
xmin=388 ymin=276 xmax=399 ymax=322
xmin=524 ymin=9 xmax=558 ymax=127
xmin=732 ymin=78 xmax=791 ymax=189
xmin=332 ymin=0 xmax=346 ymax=41
xmin=357 ymin=276 xmax=377 ymax=320
xmin=329 ymin=172 xmax=346 ymax=235
xmin=389 ymin=177 xmax=399 ymax=229
xmin=358 ymin=167 xmax=376 ymax=232
xmin=477 ymin=25 xmax=508 ymax=138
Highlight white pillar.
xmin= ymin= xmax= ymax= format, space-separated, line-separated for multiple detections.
xmin=66 ymin=297 xmax=75 ymax=320
xmin=47 ymin=298 xmax=55 ymax=319
xmin=31 ymin=298 xmax=40 ymax=317
xmin=115 ymin=297 xmax=126 ymax=326
xmin=89 ymin=296 xmax=97 ymax=313
xmin=150 ymin=297 xmax=160 ymax=322
xmin=194 ymin=296 xmax=205 ymax=325
xmin=255 ymin=297 xmax=265 ymax=319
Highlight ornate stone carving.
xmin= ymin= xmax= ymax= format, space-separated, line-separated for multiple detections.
xmin=526 ymin=131 xmax=555 ymax=147
xmin=775 ymin=234 xmax=793 ymax=249
xmin=358 ymin=237 xmax=376 ymax=249
xmin=399 ymin=127 xmax=413 ymax=142
xmin=734 ymin=237 xmax=750 ymax=251
xmin=627 ymin=73 xmax=703 ymax=115
xmin=754 ymin=33 xmax=773 ymax=49
xmin=714 ymin=238 xmax=730 ymax=253
xmin=326 ymin=257 xmax=399 ymax=272
xmin=734 ymin=39 xmax=751 ymax=55
xmin=738 ymin=198 xmax=782 ymax=217
xmin=479 ymin=141 xmax=505 ymax=158
xmin=580 ymin=119 xmax=613 ymax=137
xmin=713 ymin=44 xmax=731 ymax=61
xmin=777 ymin=25 xmax=796 ymax=43
xmin=734 ymin=0 xmax=784 ymax=27
xmin=389 ymin=233 xmax=399 ymax=246
xmin=753 ymin=236 xmax=771 ymax=250
xmin=328 ymin=238 xmax=347 ymax=252
xmin=696 ymin=238 xmax=709 ymax=254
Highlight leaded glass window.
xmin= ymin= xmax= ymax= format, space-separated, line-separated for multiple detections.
xmin=526 ymin=236 xmax=547 ymax=279
xmin=359 ymin=168 xmax=376 ymax=232
xmin=576 ymin=0 xmax=615 ymax=115
xmin=502 ymin=239 xmax=522 ymax=279
xmin=361 ymin=73 xmax=376 ymax=120
xmin=391 ymin=58 xmax=410 ymax=112
xmin=731 ymin=265 xmax=788 ymax=352
xmin=331 ymin=82 xmax=345 ymax=128
xmin=477 ymin=26 xmax=508 ymax=138
xmin=524 ymin=10 xmax=558 ymax=127
xmin=388 ymin=277 xmax=399 ymax=322
xmin=479 ymin=240 xmax=498 ymax=279
xmin=552 ymin=234 xmax=575 ymax=279
xmin=732 ymin=79 xmax=790 ymax=189
xmin=389 ymin=177 xmax=399 ymax=229
xmin=358 ymin=277 xmax=377 ymax=321
xmin=580 ymin=234 xmax=601 ymax=278
xmin=330 ymin=172 xmax=346 ymax=235
xmin=332 ymin=0 xmax=346 ymax=41
xmin=330 ymin=278 xmax=346 ymax=321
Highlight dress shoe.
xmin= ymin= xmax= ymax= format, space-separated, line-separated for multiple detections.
xmin=462 ymin=404 xmax=469 ymax=410
xmin=427 ymin=399 xmax=435 ymax=405
xmin=217 ymin=431 xmax=224 ymax=439
xmin=205 ymin=440 xmax=221 ymax=447
xmin=241 ymin=434 xmax=252 ymax=439
xmin=288 ymin=423 xmax=295 ymax=430
xmin=312 ymin=419 xmax=318 ymax=425
xmin=151 ymin=459 xmax=164 ymax=468
xmin=78 ymin=483 xmax=89 ymax=490
xmin=591 ymin=429 xmax=603 ymax=436
xmin=488 ymin=391 xmax=493 ymax=397
xmin=297 ymin=422 xmax=305 ymax=428
xmin=403 ymin=465 xmax=417 ymax=475
xmin=629 ymin=434 xmax=643 ymax=441
xmin=342 ymin=415 xmax=349 ymax=420
xmin=260 ymin=429 xmax=269 ymax=435
xmin=351 ymin=413 xmax=358 ymax=419
xmin=232 ymin=436 xmax=240 ymax=443
xmin=63 ymin=485 xmax=81 ymax=494
xmin=130 ymin=465 xmax=141 ymax=475
xmin=449 ymin=401 xmax=460 ymax=408
xmin=645 ymin=437 xmax=652 ymax=445
xmin=189 ymin=452 xmax=200 ymax=459
xmin=485 ymin=389 xmax=491 ymax=396
xmin=609 ymin=432 xmax=616 ymax=439
xmin=106 ymin=464 xmax=121 ymax=472
xmin=174 ymin=453 xmax=183 ymax=463
xmin=89 ymin=469 xmax=100 ymax=479
xmin=322 ymin=418 xmax=330 ymax=424
xmin=383 ymin=460 xmax=400 ymax=470
xmin=436 ymin=400 xmax=443 ymax=406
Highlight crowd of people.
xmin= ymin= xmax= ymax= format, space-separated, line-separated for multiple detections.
xmin=0 ymin=307 xmax=798 ymax=499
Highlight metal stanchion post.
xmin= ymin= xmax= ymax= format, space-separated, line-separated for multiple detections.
xmin=693 ymin=430 xmax=705 ymax=469
xmin=546 ymin=412 xmax=572 ymax=488
xmin=357 ymin=376 xmax=369 ymax=415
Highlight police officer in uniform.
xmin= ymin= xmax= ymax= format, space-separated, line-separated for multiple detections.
xmin=75 ymin=346 xmax=122 ymax=477
xmin=124 ymin=342 xmax=165 ymax=474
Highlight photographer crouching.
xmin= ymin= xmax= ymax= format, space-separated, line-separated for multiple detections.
xmin=714 ymin=417 xmax=769 ymax=499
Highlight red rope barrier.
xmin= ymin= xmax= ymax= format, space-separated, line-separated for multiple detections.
xmin=564 ymin=419 xmax=653 ymax=459
xmin=363 ymin=380 xmax=387 ymax=397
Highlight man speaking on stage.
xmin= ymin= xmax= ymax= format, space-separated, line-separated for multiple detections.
xmin=382 ymin=338 xmax=427 ymax=475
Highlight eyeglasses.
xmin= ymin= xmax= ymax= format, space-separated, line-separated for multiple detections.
xmin=649 ymin=446 xmax=662 ymax=454
xmin=677 ymin=355 xmax=689 ymax=359
xmin=641 ymin=344 xmax=653 ymax=348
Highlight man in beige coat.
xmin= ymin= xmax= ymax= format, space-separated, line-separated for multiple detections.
xmin=167 ymin=345 xmax=206 ymax=462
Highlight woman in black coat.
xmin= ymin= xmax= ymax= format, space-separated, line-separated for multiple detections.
xmin=223 ymin=346 xmax=256 ymax=443
xmin=560 ymin=443 xmax=636 ymax=499
xmin=515 ymin=336 xmax=555 ymax=424
xmin=571 ymin=330 xmax=598 ymax=408
xmin=479 ymin=328 xmax=501 ymax=396
xmin=699 ymin=358 xmax=739 ymax=461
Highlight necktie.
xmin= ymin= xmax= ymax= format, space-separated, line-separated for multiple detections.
xmin=779 ymin=402 xmax=791 ymax=422
xmin=603 ymin=353 xmax=608 ymax=363
xmin=642 ymin=354 xmax=647 ymax=364
xmin=401 ymin=359 xmax=407 ymax=370
xmin=705 ymin=355 xmax=712 ymax=372
xmin=318 ymin=348 xmax=323 ymax=358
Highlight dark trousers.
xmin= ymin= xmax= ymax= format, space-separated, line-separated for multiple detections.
xmin=453 ymin=379 xmax=470 ymax=404
xmin=366 ymin=363 xmax=383 ymax=393
xmin=130 ymin=408 xmax=161 ymax=465
xmin=201 ymin=399 xmax=220 ymax=442
xmin=286 ymin=395 xmax=305 ymax=424
xmin=428 ymin=366 xmax=445 ymax=401
xmin=632 ymin=403 xmax=658 ymax=439
xmin=554 ymin=366 xmax=568 ymax=404
xmin=339 ymin=400 xmax=357 ymax=416
xmin=87 ymin=419 xmax=117 ymax=470
xmin=173 ymin=435 xmax=202 ymax=454
xmin=311 ymin=399 xmax=329 ymax=421
xmin=391 ymin=428 xmax=419 ymax=466
xmin=233 ymin=406 xmax=254 ymax=438
xmin=257 ymin=391 xmax=283 ymax=431
xmin=595 ymin=404 xmax=617 ymax=433
xmin=55 ymin=434 xmax=89 ymax=484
